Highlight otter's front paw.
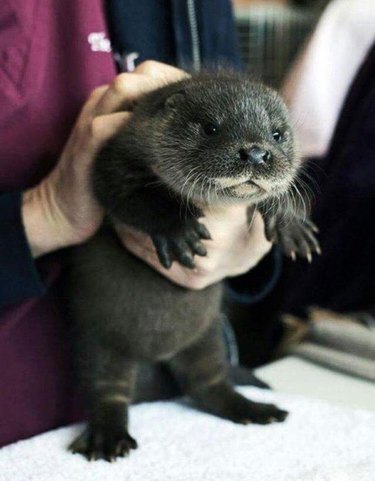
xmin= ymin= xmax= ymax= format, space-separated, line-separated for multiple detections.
xmin=69 ymin=426 xmax=138 ymax=462
xmin=267 ymin=218 xmax=320 ymax=262
xmin=152 ymin=219 xmax=211 ymax=269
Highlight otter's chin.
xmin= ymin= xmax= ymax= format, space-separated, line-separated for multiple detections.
xmin=226 ymin=175 xmax=294 ymax=202
xmin=230 ymin=180 xmax=263 ymax=197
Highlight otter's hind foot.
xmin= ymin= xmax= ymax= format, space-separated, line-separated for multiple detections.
xmin=69 ymin=426 xmax=138 ymax=462
xmin=227 ymin=399 xmax=289 ymax=425
xmin=193 ymin=383 xmax=288 ymax=425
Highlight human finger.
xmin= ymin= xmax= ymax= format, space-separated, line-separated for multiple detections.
xmin=79 ymin=85 xmax=109 ymax=121
xmin=134 ymin=60 xmax=187 ymax=82
xmin=95 ymin=62 xmax=187 ymax=115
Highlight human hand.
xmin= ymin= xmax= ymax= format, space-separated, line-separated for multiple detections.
xmin=117 ymin=205 xmax=272 ymax=290
xmin=22 ymin=61 xmax=187 ymax=257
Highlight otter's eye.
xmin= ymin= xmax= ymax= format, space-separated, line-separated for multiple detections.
xmin=203 ymin=122 xmax=219 ymax=136
xmin=272 ymin=130 xmax=283 ymax=142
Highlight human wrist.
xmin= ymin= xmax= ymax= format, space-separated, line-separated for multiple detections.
xmin=21 ymin=181 xmax=79 ymax=258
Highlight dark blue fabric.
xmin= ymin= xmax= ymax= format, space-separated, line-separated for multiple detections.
xmin=225 ymin=247 xmax=282 ymax=305
xmin=105 ymin=0 xmax=176 ymax=67
xmin=0 ymin=192 xmax=45 ymax=307
xmin=106 ymin=0 xmax=242 ymax=71
xmin=194 ymin=0 xmax=242 ymax=70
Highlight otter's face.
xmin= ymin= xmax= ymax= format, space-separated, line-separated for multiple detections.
xmin=150 ymin=77 xmax=299 ymax=205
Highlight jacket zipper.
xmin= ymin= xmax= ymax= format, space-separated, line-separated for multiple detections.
xmin=186 ymin=0 xmax=201 ymax=71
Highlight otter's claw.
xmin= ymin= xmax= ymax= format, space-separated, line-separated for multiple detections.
xmin=264 ymin=215 xmax=320 ymax=262
xmin=69 ymin=426 xmax=138 ymax=462
xmin=152 ymin=219 xmax=210 ymax=269
xmin=278 ymin=218 xmax=320 ymax=261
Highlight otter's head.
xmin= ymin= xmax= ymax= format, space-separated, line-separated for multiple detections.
xmin=141 ymin=74 xmax=299 ymax=205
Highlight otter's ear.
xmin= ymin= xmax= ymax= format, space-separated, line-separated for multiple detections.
xmin=164 ymin=91 xmax=186 ymax=111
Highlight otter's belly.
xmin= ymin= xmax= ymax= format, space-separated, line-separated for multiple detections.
xmin=68 ymin=230 xmax=222 ymax=361
xmin=103 ymin=258 xmax=222 ymax=360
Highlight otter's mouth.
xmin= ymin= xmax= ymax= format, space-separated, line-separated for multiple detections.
xmin=231 ymin=177 xmax=271 ymax=195
xmin=242 ymin=179 xmax=267 ymax=192
xmin=214 ymin=175 xmax=268 ymax=192
xmin=230 ymin=179 xmax=270 ymax=199
xmin=211 ymin=178 xmax=270 ymax=201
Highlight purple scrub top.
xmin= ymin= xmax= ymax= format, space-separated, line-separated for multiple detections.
xmin=0 ymin=0 xmax=116 ymax=446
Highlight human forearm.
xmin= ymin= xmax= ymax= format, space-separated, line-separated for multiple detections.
xmin=22 ymin=182 xmax=84 ymax=258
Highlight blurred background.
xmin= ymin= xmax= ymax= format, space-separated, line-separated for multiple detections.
xmin=232 ymin=0 xmax=328 ymax=87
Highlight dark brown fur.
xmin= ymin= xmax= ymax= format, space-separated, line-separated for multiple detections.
xmin=67 ymin=73 xmax=319 ymax=461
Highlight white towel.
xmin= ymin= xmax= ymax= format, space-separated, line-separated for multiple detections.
xmin=1 ymin=387 xmax=374 ymax=481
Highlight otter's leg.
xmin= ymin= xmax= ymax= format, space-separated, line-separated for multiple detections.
xmin=168 ymin=324 xmax=288 ymax=425
xmin=69 ymin=345 xmax=138 ymax=462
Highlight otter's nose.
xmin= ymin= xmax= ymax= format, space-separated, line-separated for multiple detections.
xmin=239 ymin=147 xmax=271 ymax=165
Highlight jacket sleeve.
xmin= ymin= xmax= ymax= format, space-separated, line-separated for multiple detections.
xmin=225 ymin=247 xmax=282 ymax=305
xmin=197 ymin=0 xmax=243 ymax=70
xmin=0 ymin=192 xmax=45 ymax=307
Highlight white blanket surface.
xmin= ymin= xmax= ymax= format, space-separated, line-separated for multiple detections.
xmin=1 ymin=387 xmax=374 ymax=481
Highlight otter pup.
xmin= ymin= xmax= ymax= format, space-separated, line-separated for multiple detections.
xmin=67 ymin=73 xmax=319 ymax=461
